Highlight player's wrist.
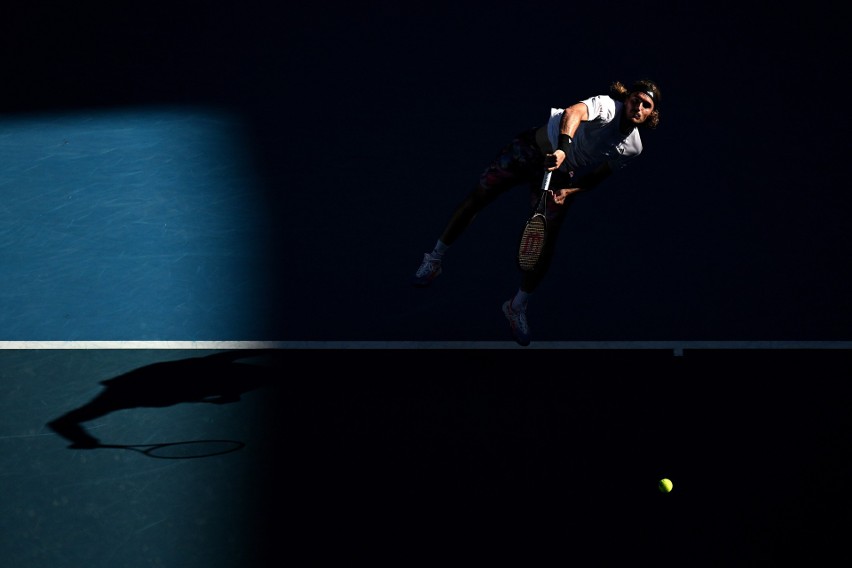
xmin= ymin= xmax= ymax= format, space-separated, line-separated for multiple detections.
xmin=558 ymin=134 xmax=573 ymax=154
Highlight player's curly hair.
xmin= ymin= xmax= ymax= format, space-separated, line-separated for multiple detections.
xmin=610 ymin=79 xmax=661 ymax=129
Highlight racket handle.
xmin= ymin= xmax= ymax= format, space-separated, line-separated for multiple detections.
xmin=541 ymin=170 xmax=552 ymax=191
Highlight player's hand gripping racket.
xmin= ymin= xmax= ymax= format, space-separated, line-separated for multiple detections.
xmin=517 ymin=170 xmax=552 ymax=271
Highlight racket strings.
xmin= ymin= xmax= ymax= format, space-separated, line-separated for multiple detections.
xmin=518 ymin=216 xmax=546 ymax=271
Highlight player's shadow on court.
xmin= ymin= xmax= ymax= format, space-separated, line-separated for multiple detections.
xmin=46 ymin=351 xmax=279 ymax=451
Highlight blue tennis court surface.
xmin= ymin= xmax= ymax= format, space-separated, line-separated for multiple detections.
xmin=0 ymin=107 xmax=276 ymax=341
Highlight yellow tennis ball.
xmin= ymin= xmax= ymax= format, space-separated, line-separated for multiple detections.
xmin=658 ymin=478 xmax=673 ymax=493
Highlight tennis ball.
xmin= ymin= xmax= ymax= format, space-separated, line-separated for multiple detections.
xmin=658 ymin=478 xmax=673 ymax=493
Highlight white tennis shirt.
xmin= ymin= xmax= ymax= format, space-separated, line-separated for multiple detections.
xmin=544 ymin=95 xmax=643 ymax=173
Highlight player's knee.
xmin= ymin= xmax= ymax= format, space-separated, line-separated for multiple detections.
xmin=459 ymin=185 xmax=494 ymax=213
xmin=473 ymin=184 xmax=502 ymax=206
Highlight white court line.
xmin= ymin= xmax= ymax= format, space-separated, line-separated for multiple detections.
xmin=0 ymin=341 xmax=850 ymax=351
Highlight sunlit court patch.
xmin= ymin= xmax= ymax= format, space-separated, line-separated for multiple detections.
xmin=0 ymin=107 xmax=274 ymax=342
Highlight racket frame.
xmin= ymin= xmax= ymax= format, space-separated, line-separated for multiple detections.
xmin=517 ymin=170 xmax=553 ymax=272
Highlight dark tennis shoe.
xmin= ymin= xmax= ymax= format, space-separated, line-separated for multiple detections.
xmin=502 ymin=300 xmax=531 ymax=346
xmin=412 ymin=253 xmax=442 ymax=287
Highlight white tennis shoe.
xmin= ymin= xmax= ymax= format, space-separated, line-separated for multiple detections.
xmin=412 ymin=252 xmax=442 ymax=287
xmin=502 ymin=300 xmax=531 ymax=346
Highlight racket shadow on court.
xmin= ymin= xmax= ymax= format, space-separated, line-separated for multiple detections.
xmin=46 ymin=350 xmax=280 ymax=458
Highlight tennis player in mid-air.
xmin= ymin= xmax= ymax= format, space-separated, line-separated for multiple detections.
xmin=412 ymin=79 xmax=662 ymax=346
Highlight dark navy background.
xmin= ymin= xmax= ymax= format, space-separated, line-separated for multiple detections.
xmin=0 ymin=1 xmax=848 ymax=342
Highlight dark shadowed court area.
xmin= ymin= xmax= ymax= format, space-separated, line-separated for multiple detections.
xmin=3 ymin=348 xmax=851 ymax=566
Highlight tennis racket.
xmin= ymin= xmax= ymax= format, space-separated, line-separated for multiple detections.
xmin=517 ymin=170 xmax=552 ymax=271
xmin=94 ymin=439 xmax=245 ymax=459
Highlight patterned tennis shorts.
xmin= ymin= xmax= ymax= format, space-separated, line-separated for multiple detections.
xmin=478 ymin=127 xmax=572 ymax=220
xmin=478 ymin=127 xmax=543 ymax=192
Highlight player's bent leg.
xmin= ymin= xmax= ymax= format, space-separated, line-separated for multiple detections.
xmin=412 ymin=185 xmax=501 ymax=287
xmin=439 ymin=184 xmax=500 ymax=245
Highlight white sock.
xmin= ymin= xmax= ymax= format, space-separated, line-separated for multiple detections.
xmin=511 ymin=290 xmax=530 ymax=312
xmin=431 ymin=240 xmax=449 ymax=259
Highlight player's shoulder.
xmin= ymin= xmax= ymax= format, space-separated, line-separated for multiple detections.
xmin=583 ymin=94 xmax=618 ymax=121
xmin=582 ymin=93 xmax=614 ymax=105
